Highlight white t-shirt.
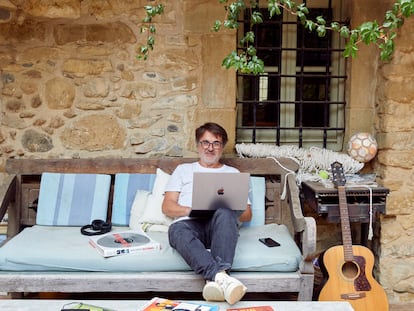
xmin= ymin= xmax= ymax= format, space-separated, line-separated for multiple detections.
xmin=164 ymin=161 xmax=240 ymax=222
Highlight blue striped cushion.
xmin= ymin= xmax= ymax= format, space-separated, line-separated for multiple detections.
xmin=36 ymin=173 xmax=111 ymax=226
xmin=111 ymin=173 xmax=156 ymax=225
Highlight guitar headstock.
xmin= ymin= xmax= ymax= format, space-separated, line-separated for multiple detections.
xmin=331 ymin=161 xmax=346 ymax=187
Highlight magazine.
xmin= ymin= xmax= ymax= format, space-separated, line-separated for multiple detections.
xmin=88 ymin=228 xmax=161 ymax=257
xmin=227 ymin=306 xmax=274 ymax=311
xmin=139 ymin=297 xmax=219 ymax=311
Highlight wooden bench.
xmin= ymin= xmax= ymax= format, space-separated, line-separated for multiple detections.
xmin=0 ymin=157 xmax=316 ymax=300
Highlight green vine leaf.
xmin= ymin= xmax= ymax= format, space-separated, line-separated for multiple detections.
xmin=137 ymin=3 xmax=164 ymax=61
xmin=217 ymin=0 xmax=414 ymax=73
xmin=138 ymin=0 xmax=414 ymax=72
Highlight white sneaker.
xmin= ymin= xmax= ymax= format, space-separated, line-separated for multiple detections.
xmin=202 ymin=281 xmax=225 ymax=302
xmin=214 ymin=272 xmax=247 ymax=305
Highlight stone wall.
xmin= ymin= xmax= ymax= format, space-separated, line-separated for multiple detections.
xmin=0 ymin=0 xmax=414 ymax=304
xmin=375 ymin=15 xmax=414 ymax=304
xmin=0 ymin=0 xmax=236 ymax=167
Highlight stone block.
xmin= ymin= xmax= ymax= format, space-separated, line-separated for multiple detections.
xmin=21 ymin=0 xmax=81 ymax=18
xmin=201 ymin=34 xmax=236 ymax=109
xmin=45 ymin=77 xmax=75 ymax=109
xmin=61 ymin=114 xmax=125 ymax=151
xmin=183 ymin=0 xmax=224 ymax=33
xmin=382 ymin=79 xmax=414 ymax=104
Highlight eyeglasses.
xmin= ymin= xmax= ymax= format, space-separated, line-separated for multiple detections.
xmin=198 ymin=140 xmax=223 ymax=149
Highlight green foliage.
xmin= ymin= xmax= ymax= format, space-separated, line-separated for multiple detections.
xmin=138 ymin=0 xmax=414 ymax=73
xmin=137 ymin=3 xmax=164 ymax=61
xmin=218 ymin=0 xmax=414 ymax=73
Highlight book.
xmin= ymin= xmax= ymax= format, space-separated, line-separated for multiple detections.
xmin=139 ymin=297 xmax=219 ymax=311
xmin=227 ymin=306 xmax=274 ymax=311
xmin=88 ymin=228 xmax=161 ymax=257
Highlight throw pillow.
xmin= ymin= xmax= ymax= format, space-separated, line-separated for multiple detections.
xmin=111 ymin=173 xmax=156 ymax=226
xmin=129 ymin=168 xmax=173 ymax=230
xmin=36 ymin=173 xmax=111 ymax=226
xmin=129 ymin=189 xmax=150 ymax=230
xmin=152 ymin=168 xmax=171 ymax=196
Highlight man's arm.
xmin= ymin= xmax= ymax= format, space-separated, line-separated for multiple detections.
xmin=162 ymin=191 xmax=191 ymax=218
xmin=238 ymin=204 xmax=252 ymax=222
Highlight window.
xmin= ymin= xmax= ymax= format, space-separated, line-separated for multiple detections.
xmin=236 ymin=0 xmax=347 ymax=150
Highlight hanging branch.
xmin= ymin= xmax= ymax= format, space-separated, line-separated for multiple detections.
xmin=216 ymin=0 xmax=414 ymax=73
xmin=137 ymin=3 xmax=164 ymax=61
xmin=137 ymin=0 xmax=414 ymax=73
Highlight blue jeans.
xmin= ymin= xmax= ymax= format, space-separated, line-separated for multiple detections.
xmin=168 ymin=207 xmax=240 ymax=281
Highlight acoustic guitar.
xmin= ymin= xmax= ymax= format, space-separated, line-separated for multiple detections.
xmin=318 ymin=161 xmax=388 ymax=311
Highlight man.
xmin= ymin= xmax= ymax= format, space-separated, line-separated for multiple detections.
xmin=162 ymin=122 xmax=252 ymax=305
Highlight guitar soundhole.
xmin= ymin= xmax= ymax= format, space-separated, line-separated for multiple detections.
xmin=342 ymin=261 xmax=359 ymax=280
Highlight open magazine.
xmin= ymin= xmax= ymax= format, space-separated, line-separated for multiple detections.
xmin=139 ymin=297 xmax=219 ymax=311
xmin=89 ymin=227 xmax=161 ymax=257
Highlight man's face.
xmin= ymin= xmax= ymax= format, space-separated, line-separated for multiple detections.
xmin=197 ymin=131 xmax=224 ymax=167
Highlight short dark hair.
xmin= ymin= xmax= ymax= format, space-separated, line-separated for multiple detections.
xmin=195 ymin=122 xmax=228 ymax=146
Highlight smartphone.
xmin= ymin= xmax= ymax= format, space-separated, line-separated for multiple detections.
xmin=259 ymin=237 xmax=280 ymax=247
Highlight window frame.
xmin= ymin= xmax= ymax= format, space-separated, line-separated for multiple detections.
xmin=235 ymin=0 xmax=347 ymax=150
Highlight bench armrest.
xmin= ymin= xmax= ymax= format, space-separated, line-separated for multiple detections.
xmin=0 ymin=174 xmax=17 ymax=237
xmin=298 ymin=217 xmax=316 ymax=274
xmin=285 ymin=173 xmax=306 ymax=232
xmin=283 ymin=174 xmax=316 ymax=274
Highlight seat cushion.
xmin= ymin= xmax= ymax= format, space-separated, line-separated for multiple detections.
xmin=0 ymin=224 xmax=301 ymax=272
xmin=36 ymin=173 xmax=111 ymax=226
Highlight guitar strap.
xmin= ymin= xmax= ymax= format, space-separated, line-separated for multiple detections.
xmin=347 ymin=184 xmax=375 ymax=240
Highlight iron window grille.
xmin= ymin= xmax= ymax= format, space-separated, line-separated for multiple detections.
xmin=236 ymin=0 xmax=348 ymax=150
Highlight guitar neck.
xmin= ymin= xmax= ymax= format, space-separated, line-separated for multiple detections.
xmin=337 ymin=185 xmax=354 ymax=262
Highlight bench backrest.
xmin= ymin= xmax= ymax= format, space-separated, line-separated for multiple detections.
xmin=5 ymin=157 xmax=301 ymax=236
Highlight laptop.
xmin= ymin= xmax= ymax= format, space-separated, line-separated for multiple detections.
xmin=190 ymin=172 xmax=250 ymax=218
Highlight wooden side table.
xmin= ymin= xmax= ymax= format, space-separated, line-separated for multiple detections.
xmin=300 ymin=181 xmax=389 ymax=246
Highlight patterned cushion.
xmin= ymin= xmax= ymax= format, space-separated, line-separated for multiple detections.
xmin=36 ymin=173 xmax=111 ymax=226
xmin=111 ymin=173 xmax=156 ymax=225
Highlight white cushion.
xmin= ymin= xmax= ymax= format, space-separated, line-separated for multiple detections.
xmin=128 ymin=190 xmax=150 ymax=230
xmin=129 ymin=168 xmax=173 ymax=230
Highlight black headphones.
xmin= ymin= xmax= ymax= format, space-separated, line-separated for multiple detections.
xmin=80 ymin=219 xmax=112 ymax=236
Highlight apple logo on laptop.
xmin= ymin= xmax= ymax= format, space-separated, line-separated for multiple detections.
xmin=217 ymin=187 xmax=224 ymax=195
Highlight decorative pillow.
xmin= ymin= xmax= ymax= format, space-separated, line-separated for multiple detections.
xmin=243 ymin=176 xmax=266 ymax=227
xmin=36 ymin=173 xmax=111 ymax=226
xmin=128 ymin=190 xmax=150 ymax=230
xmin=138 ymin=191 xmax=173 ymax=226
xmin=111 ymin=173 xmax=156 ymax=225
xmin=129 ymin=168 xmax=173 ymax=230
xmin=152 ymin=168 xmax=171 ymax=196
